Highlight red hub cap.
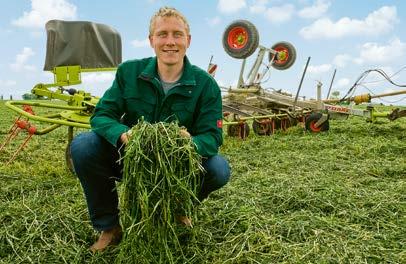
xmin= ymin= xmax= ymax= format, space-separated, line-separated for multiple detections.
xmin=273 ymin=46 xmax=289 ymax=65
xmin=309 ymin=121 xmax=321 ymax=132
xmin=227 ymin=27 xmax=248 ymax=49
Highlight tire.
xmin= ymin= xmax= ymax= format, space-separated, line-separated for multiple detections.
xmin=252 ymin=119 xmax=271 ymax=135
xmin=269 ymin=41 xmax=296 ymax=70
xmin=305 ymin=113 xmax=329 ymax=133
xmin=65 ymin=141 xmax=75 ymax=174
xmin=222 ymin=20 xmax=259 ymax=59
xmin=227 ymin=123 xmax=250 ymax=139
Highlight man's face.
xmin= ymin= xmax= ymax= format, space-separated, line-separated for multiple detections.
xmin=149 ymin=16 xmax=191 ymax=67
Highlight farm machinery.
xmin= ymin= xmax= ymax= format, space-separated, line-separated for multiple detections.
xmin=1 ymin=19 xmax=405 ymax=166
xmin=218 ymin=20 xmax=406 ymax=138
xmin=219 ymin=19 xmax=308 ymax=138
xmin=1 ymin=20 xmax=121 ymax=166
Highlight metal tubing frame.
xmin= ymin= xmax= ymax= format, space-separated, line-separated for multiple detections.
xmin=235 ymin=45 xmax=279 ymax=88
xmin=5 ymin=101 xmax=91 ymax=129
xmin=323 ymin=90 xmax=406 ymax=104
xmin=247 ymin=45 xmax=267 ymax=85
xmin=293 ymin=56 xmax=311 ymax=114
xmin=326 ymin=69 xmax=337 ymax=99
xmin=256 ymin=48 xmax=277 ymax=84
xmin=237 ymin=59 xmax=247 ymax=89
xmin=223 ymin=111 xmax=311 ymax=125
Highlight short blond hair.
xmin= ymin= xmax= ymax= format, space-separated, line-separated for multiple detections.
xmin=149 ymin=7 xmax=190 ymax=36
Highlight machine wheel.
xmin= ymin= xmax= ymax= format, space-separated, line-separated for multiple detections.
xmin=227 ymin=123 xmax=250 ymax=139
xmin=272 ymin=118 xmax=281 ymax=131
xmin=222 ymin=20 xmax=259 ymax=59
xmin=269 ymin=41 xmax=296 ymax=70
xmin=252 ymin=119 xmax=271 ymax=135
xmin=305 ymin=113 xmax=329 ymax=133
xmin=65 ymin=141 xmax=75 ymax=174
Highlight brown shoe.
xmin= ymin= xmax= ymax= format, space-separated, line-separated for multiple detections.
xmin=177 ymin=216 xmax=193 ymax=228
xmin=90 ymin=225 xmax=123 ymax=253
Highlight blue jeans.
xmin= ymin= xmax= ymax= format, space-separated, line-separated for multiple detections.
xmin=70 ymin=131 xmax=230 ymax=231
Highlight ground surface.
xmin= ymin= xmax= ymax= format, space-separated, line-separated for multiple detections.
xmin=0 ymin=101 xmax=405 ymax=263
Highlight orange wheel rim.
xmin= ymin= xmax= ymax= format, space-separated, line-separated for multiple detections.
xmin=227 ymin=27 xmax=248 ymax=49
xmin=310 ymin=121 xmax=321 ymax=132
xmin=273 ymin=46 xmax=289 ymax=65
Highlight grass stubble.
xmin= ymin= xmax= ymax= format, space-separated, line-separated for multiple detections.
xmin=0 ymin=101 xmax=405 ymax=263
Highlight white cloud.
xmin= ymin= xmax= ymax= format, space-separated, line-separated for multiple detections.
xmin=353 ymin=58 xmax=363 ymax=65
xmin=0 ymin=80 xmax=17 ymax=86
xmin=307 ymin=64 xmax=332 ymax=74
xmin=82 ymin=72 xmax=115 ymax=84
xmin=206 ymin=17 xmax=221 ymax=27
xmin=298 ymin=0 xmax=331 ymax=19
xmin=247 ymin=1 xmax=294 ymax=24
xmin=334 ymin=78 xmax=350 ymax=88
xmin=333 ymin=54 xmax=352 ymax=68
xmin=358 ymin=38 xmax=406 ymax=64
xmin=299 ymin=6 xmax=398 ymax=39
xmin=12 ymin=0 xmax=77 ymax=29
xmin=249 ymin=0 xmax=268 ymax=14
xmin=131 ymin=38 xmax=150 ymax=48
xmin=265 ymin=4 xmax=295 ymax=24
xmin=218 ymin=0 xmax=246 ymax=14
xmin=10 ymin=47 xmax=36 ymax=72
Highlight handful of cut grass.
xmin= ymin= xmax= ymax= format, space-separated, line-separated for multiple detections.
xmin=116 ymin=121 xmax=203 ymax=264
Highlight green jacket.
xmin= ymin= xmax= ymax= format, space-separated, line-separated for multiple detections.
xmin=90 ymin=56 xmax=223 ymax=157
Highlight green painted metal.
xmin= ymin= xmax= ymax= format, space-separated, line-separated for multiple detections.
xmin=53 ymin=66 xmax=81 ymax=86
xmin=4 ymin=65 xmax=114 ymax=136
xmin=368 ymin=107 xmax=390 ymax=123
xmin=59 ymin=111 xmax=91 ymax=124
xmin=223 ymin=112 xmax=306 ymax=125
xmin=5 ymin=101 xmax=91 ymax=129
xmin=35 ymin=124 xmax=62 ymax=135
xmin=47 ymin=66 xmax=117 ymax=87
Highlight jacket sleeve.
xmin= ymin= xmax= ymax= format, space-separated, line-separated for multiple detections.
xmin=191 ymin=78 xmax=223 ymax=157
xmin=90 ymin=66 xmax=129 ymax=146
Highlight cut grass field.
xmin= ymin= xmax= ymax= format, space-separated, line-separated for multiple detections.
xmin=0 ymin=101 xmax=405 ymax=263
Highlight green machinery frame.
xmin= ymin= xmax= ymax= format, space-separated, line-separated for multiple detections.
xmin=5 ymin=65 xmax=115 ymax=141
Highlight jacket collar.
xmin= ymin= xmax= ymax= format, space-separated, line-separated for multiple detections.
xmin=139 ymin=56 xmax=196 ymax=86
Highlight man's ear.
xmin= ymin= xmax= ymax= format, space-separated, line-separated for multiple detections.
xmin=149 ymin=35 xmax=154 ymax=48
xmin=187 ymin=35 xmax=191 ymax=48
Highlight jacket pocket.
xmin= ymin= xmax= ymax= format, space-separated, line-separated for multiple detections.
xmin=123 ymin=95 xmax=156 ymax=123
xmin=170 ymin=103 xmax=194 ymax=128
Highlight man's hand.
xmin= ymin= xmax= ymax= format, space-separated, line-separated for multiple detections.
xmin=120 ymin=132 xmax=129 ymax=144
xmin=179 ymin=128 xmax=191 ymax=138
xmin=123 ymin=129 xmax=189 ymax=144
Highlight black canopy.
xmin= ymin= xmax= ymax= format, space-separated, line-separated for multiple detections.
xmin=44 ymin=20 xmax=122 ymax=70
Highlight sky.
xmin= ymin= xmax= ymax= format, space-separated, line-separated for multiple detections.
xmin=1 ymin=0 xmax=406 ymax=105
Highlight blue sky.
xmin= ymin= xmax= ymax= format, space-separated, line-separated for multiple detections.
xmin=1 ymin=0 xmax=406 ymax=104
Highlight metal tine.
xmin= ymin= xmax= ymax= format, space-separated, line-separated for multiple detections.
xmin=0 ymin=119 xmax=22 ymax=152
xmin=6 ymin=134 xmax=34 ymax=165
xmin=5 ymin=124 xmax=36 ymax=165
